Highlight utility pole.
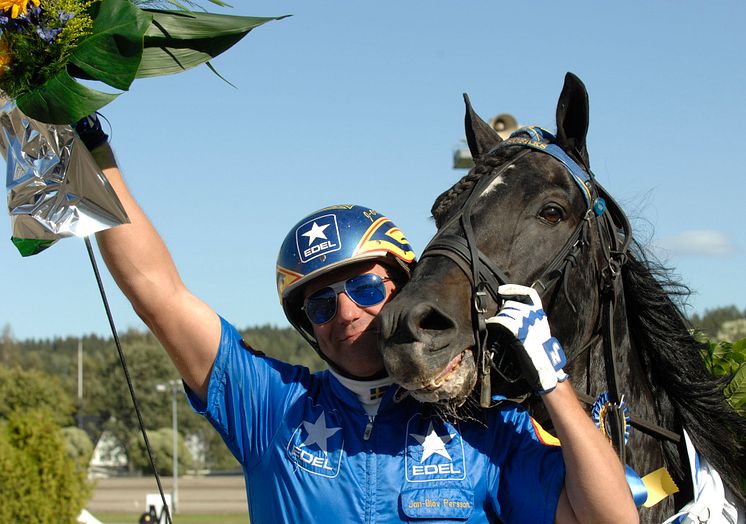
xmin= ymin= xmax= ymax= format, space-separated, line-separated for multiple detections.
xmin=171 ymin=379 xmax=179 ymax=514
xmin=157 ymin=379 xmax=180 ymax=514
xmin=77 ymin=339 xmax=83 ymax=428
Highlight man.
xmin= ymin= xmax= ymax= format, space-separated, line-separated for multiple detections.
xmin=85 ymin=118 xmax=637 ymax=523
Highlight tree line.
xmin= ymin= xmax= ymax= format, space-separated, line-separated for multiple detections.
xmin=0 ymin=323 xmax=325 ymax=478
xmin=689 ymin=305 xmax=746 ymax=341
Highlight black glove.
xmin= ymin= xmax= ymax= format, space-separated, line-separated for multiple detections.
xmin=73 ymin=113 xmax=109 ymax=150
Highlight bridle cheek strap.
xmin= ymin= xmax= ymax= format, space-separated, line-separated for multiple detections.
xmin=421 ymin=151 xmax=530 ymax=407
xmin=421 ymin=236 xmax=509 ymax=300
xmin=421 ymin=235 xmax=512 ymax=407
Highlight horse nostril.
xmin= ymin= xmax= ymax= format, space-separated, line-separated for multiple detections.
xmin=406 ymin=302 xmax=457 ymax=341
xmin=419 ymin=307 xmax=455 ymax=332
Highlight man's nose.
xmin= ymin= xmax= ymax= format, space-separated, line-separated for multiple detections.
xmin=335 ymin=291 xmax=362 ymax=322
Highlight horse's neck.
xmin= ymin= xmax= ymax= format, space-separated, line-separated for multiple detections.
xmin=540 ymin=241 xmax=690 ymax=519
xmin=581 ymin=291 xmax=679 ymax=451
xmin=577 ymin=293 xmax=690 ymax=521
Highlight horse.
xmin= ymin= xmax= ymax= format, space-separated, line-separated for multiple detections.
xmin=377 ymin=73 xmax=745 ymax=523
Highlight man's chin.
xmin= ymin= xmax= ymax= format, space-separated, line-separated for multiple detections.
xmin=320 ymin=333 xmax=385 ymax=378
xmin=334 ymin=354 xmax=386 ymax=380
xmin=345 ymin=367 xmax=388 ymax=381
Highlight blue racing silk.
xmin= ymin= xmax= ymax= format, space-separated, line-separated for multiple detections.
xmin=186 ymin=317 xmax=566 ymax=523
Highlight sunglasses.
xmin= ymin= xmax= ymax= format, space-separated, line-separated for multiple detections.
xmin=303 ymin=273 xmax=392 ymax=325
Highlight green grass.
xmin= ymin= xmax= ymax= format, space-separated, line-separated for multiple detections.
xmin=94 ymin=513 xmax=248 ymax=524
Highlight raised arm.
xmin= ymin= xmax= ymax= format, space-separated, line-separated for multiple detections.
xmin=487 ymin=285 xmax=638 ymax=524
xmin=91 ymin=143 xmax=220 ymax=401
xmin=543 ymin=382 xmax=638 ymax=523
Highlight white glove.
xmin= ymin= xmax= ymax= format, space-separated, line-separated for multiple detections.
xmin=485 ymin=284 xmax=568 ymax=394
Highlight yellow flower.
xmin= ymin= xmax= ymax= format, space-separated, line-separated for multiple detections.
xmin=0 ymin=0 xmax=40 ymax=19
xmin=0 ymin=38 xmax=11 ymax=74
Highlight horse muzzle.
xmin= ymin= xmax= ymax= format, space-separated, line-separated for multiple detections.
xmin=378 ymin=300 xmax=477 ymax=403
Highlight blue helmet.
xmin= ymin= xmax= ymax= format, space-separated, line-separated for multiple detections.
xmin=276 ymin=204 xmax=417 ymax=344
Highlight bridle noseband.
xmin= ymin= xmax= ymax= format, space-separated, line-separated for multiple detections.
xmin=420 ymin=127 xmax=679 ymax=460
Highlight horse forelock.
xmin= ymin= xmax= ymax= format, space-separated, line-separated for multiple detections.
xmin=431 ymin=148 xmax=520 ymax=225
xmin=431 ymin=169 xmax=482 ymax=225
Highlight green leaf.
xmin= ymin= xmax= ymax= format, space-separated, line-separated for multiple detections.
xmin=145 ymin=10 xmax=286 ymax=40
xmin=205 ymin=61 xmax=237 ymax=88
xmin=713 ymin=362 xmax=733 ymax=377
xmin=15 ymin=69 xmax=120 ymax=124
xmin=724 ymin=363 xmax=746 ymax=413
xmin=10 ymin=237 xmax=56 ymax=257
xmin=135 ymin=11 xmax=288 ymax=78
xmin=136 ymin=34 xmax=245 ymax=77
xmin=70 ymin=0 xmax=152 ymax=91
xmin=731 ymin=349 xmax=746 ymax=365
xmin=712 ymin=341 xmax=731 ymax=361
xmin=732 ymin=338 xmax=746 ymax=356
xmin=701 ymin=353 xmax=714 ymax=374
xmin=704 ymin=341 xmax=728 ymax=376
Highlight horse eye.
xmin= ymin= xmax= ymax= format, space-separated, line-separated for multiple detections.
xmin=538 ymin=204 xmax=565 ymax=225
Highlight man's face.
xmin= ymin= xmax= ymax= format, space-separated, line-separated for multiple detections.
xmin=304 ymin=262 xmax=398 ymax=379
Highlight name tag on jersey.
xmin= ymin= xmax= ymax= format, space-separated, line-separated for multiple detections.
xmin=400 ymin=487 xmax=474 ymax=520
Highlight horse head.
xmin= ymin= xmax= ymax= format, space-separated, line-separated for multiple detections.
xmin=379 ymin=73 xmax=612 ymax=406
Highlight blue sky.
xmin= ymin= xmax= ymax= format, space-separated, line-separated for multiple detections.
xmin=2 ymin=1 xmax=745 ymax=340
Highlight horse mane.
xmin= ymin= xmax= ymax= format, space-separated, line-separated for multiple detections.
xmin=431 ymin=170 xmax=482 ymax=220
xmin=622 ymin=239 xmax=746 ymax=503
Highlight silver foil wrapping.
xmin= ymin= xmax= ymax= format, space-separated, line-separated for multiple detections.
xmin=1 ymin=97 xmax=128 ymax=256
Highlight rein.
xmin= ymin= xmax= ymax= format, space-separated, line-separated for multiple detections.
xmin=420 ymin=128 xmax=680 ymax=460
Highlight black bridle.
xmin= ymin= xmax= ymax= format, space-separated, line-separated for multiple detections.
xmin=420 ymin=129 xmax=680 ymax=462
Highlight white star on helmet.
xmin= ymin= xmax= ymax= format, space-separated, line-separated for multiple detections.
xmin=302 ymin=221 xmax=330 ymax=245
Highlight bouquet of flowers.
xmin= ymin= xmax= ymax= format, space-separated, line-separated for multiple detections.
xmin=0 ymin=0 xmax=284 ymax=123
xmin=0 ymin=0 xmax=284 ymax=255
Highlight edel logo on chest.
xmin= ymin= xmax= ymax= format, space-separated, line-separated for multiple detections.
xmin=405 ymin=415 xmax=467 ymax=483
xmin=285 ymin=408 xmax=344 ymax=478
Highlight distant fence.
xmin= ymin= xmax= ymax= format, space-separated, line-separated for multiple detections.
xmin=88 ymin=476 xmax=247 ymax=514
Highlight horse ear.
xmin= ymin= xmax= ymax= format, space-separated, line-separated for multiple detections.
xmin=555 ymin=72 xmax=591 ymax=168
xmin=464 ymin=93 xmax=502 ymax=161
